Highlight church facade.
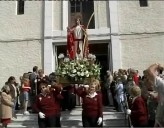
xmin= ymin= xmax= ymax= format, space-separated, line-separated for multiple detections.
xmin=0 ymin=1 xmax=163 ymax=86
xmin=44 ymin=1 xmax=164 ymax=77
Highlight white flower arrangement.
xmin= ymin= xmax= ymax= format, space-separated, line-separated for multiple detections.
xmin=64 ymin=57 xmax=70 ymax=62
xmin=56 ymin=55 xmax=101 ymax=82
xmin=58 ymin=53 xmax=65 ymax=59
xmin=88 ymin=53 xmax=96 ymax=60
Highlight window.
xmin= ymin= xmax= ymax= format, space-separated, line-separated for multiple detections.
xmin=70 ymin=1 xmax=82 ymax=13
xmin=139 ymin=0 xmax=148 ymax=7
xmin=17 ymin=0 xmax=24 ymax=15
xmin=69 ymin=0 xmax=95 ymax=29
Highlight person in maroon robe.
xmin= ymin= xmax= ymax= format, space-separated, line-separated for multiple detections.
xmin=76 ymin=79 xmax=103 ymax=127
xmin=126 ymin=86 xmax=148 ymax=127
xmin=33 ymin=81 xmax=63 ymax=127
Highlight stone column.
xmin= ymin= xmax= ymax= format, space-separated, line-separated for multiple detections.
xmin=52 ymin=1 xmax=62 ymax=30
xmin=62 ymin=1 xmax=69 ymax=30
xmin=109 ymin=0 xmax=121 ymax=72
xmin=94 ymin=1 xmax=99 ymax=29
xmin=44 ymin=1 xmax=53 ymax=75
xmin=98 ymin=1 xmax=109 ymax=28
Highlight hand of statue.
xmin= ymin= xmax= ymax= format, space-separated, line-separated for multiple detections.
xmin=67 ymin=27 xmax=70 ymax=32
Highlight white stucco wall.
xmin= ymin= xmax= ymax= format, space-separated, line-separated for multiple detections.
xmin=52 ymin=1 xmax=62 ymax=30
xmin=121 ymin=35 xmax=164 ymax=73
xmin=94 ymin=1 xmax=110 ymax=28
xmin=0 ymin=1 xmax=43 ymax=87
xmin=118 ymin=1 xmax=164 ymax=74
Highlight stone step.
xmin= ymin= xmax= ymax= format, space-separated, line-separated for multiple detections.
xmin=14 ymin=106 xmax=125 ymax=120
xmin=1 ymin=119 xmax=129 ymax=127
xmin=7 ymin=124 xmax=37 ymax=128
xmin=8 ymin=119 xmax=128 ymax=128
xmin=10 ymin=115 xmax=128 ymax=125
xmin=61 ymin=118 xmax=128 ymax=127
xmin=62 ymin=112 xmax=125 ymax=117
xmin=13 ymin=112 xmax=126 ymax=121
xmin=12 ymin=114 xmax=38 ymax=120
xmin=9 ymin=116 xmax=128 ymax=127
xmin=8 ymin=106 xmax=128 ymax=128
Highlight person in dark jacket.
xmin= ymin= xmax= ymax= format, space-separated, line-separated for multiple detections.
xmin=29 ymin=66 xmax=38 ymax=96
xmin=62 ymin=84 xmax=76 ymax=111
xmin=29 ymin=66 xmax=38 ymax=112
xmin=36 ymin=69 xmax=49 ymax=95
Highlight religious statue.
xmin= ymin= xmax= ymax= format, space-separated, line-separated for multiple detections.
xmin=67 ymin=16 xmax=89 ymax=60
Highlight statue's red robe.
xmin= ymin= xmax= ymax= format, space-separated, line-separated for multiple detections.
xmin=67 ymin=25 xmax=89 ymax=60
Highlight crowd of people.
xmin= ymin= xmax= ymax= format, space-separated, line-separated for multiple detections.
xmin=0 ymin=63 xmax=164 ymax=128
xmin=104 ymin=63 xmax=164 ymax=127
xmin=0 ymin=66 xmax=103 ymax=127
